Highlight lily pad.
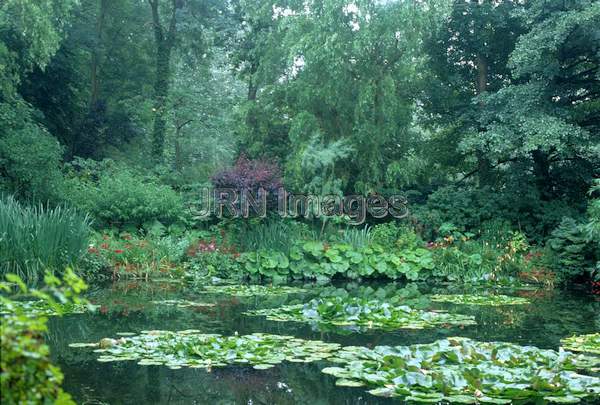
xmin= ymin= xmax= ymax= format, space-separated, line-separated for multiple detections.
xmin=430 ymin=294 xmax=530 ymax=306
xmin=150 ymin=299 xmax=215 ymax=308
xmin=245 ymin=296 xmax=476 ymax=331
xmin=561 ymin=333 xmax=600 ymax=355
xmin=200 ymin=284 xmax=306 ymax=297
xmin=323 ymin=337 xmax=600 ymax=403
xmin=70 ymin=330 xmax=340 ymax=371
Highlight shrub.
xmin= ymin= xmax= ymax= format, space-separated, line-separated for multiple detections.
xmin=0 ymin=269 xmax=87 ymax=404
xmin=0 ymin=101 xmax=65 ymax=203
xmin=64 ymin=160 xmax=186 ymax=230
xmin=84 ymin=232 xmax=188 ymax=279
xmin=211 ymin=155 xmax=282 ymax=192
xmin=547 ymin=218 xmax=597 ymax=283
xmin=0 ymin=196 xmax=91 ymax=282
xmin=414 ymin=184 xmax=580 ymax=243
xmin=211 ymin=156 xmax=282 ymax=214
xmin=429 ymin=231 xmax=530 ymax=283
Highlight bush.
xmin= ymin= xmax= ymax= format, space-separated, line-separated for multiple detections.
xmin=429 ymin=230 xmax=530 ymax=283
xmin=0 ymin=269 xmax=87 ymax=404
xmin=0 ymin=101 xmax=65 ymax=203
xmin=64 ymin=159 xmax=186 ymax=230
xmin=84 ymin=231 xmax=190 ymax=279
xmin=547 ymin=218 xmax=597 ymax=283
xmin=0 ymin=196 xmax=91 ymax=282
xmin=414 ymin=184 xmax=580 ymax=243
xmin=211 ymin=155 xmax=282 ymax=214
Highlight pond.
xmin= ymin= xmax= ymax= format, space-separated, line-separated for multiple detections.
xmin=46 ymin=280 xmax=600 ymax=404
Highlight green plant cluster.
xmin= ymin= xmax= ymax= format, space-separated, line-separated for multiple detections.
xmin=238 ymin=240 xmax=434 ymax=281
xmin=322 ymin=337 xmax=600 ymax=403
xmin=430 ymin=294 xmax=530 ymax=306
xmin=245 ymin=295 xmax=476 ymax=332
xmin=69 ymin=330 xmax=341 ymax=370
xmin=0 ymin=269 xmax=88 ymax=404
xmin=561 ymin=333 xmax=600 ymax=355
xmin=199 ymin=284 xmax=307 ymax=297
xmin=547 ymin=218 xmax=598 ymax=283
xmin=64 ymin=160 xmax=187 ymax=230
xmin=0 ymin=196 xmax=91 ymax=282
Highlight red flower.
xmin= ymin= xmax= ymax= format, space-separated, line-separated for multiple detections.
xmin=88 ymin=247 xmax=99 ymax=254
xmin=100 ymin=243 xmax=109 ymax=249
xmin=114 ymin=249 xmax=124 ymax=254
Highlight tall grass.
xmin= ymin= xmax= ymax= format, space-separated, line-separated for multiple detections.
xmin=236 ymin=220 xmax=316 ymax=254
xmin=338 ymin=225 xmax=373 ymax=249
xmin=0 ymin=196 xmax=91 ymax=283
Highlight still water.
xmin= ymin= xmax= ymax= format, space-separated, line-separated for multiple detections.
xmin=47 ymin=280 xmax=600 ymax=404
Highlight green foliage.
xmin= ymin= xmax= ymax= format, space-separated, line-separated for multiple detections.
xmin=69 ymin=330 xmax=341 ymax=370
xmin=323 ymin=337 xmax=600 ymax=403
xmin=233 ymin=219 xmax=315 ymax=254
xmin=237 ymin=240 xmax=435 ymax=282
xmin=199 ymin=284 xmax=306 ymax=297
xmin=430 ymin=294 xmax=530 ymax=306
xmin=0 ymin=196 xmax=91 ymax=282
xmin=336 ymin=225 xmax=372 ymax=249
xmin=415 ymin=185 xmax=580 ymax=243
xmin=0 ymin=269 xmax=88 ymax=404
xmin=246 ymin=295 xmax=476 ymax=332
xmin=0 ymin=101 xmax=65 ymax=202
xmin=84 ymin=231 xmax=189 ymax=279
xmin=547 ymin=218 xmax=598 ymax=283
xmin=561 ymin=333 xmax=600 ymax=355
xmin=185 ymin=251 xmax=241 ymax=281
xmin=64 ymin=160 xmax=186 ymax=229
xmin=430 ymin=233 xmax=529 ymax=283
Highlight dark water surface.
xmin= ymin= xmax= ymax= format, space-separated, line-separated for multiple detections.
xmin=47 ymin=280 xmax=600 ymax=405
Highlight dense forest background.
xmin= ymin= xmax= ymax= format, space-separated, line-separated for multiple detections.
xmin=1 ymin=0 xmax=599 ymax=249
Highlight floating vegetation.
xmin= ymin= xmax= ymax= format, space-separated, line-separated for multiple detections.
xmin=0 ymin=299 xmax=95 ymax=317
xmin=150 ymin=299 xmax=215 ymax=308
xmin=562 ymin=333 xmax=600 ymax=355
xmin=245 ymin=296 xmax=476 ymax=331
xmin=200 ymin=284 xmax=306 ymax=297
xmin=322 ymin=337 xmax=600 ymax=403
xmin=69 ymin=330 xmax=340 ymax=370
xmin=430 ymin=294 xmax=530 ymax=306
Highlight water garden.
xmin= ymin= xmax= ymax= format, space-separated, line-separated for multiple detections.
xmin=2 ymin=0 xmax=600 ymax=403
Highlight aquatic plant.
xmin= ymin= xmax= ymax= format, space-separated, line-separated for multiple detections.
xmin=200 ymin=284 xmax=307 ymax=297
xmin=322 ymin=337 xmax=600 ymax=403
xmin=561 ymin=333 xmax=600 ymax=355
xmin=430 ymin=294 xmax=530 ymax=306
xmin=69 ymin=331 xmax=340 ymax=370
xmin=150 ymin=299 xmax=215 ymax=308
xmin=245 ymin=296 xmax=476 ymax=331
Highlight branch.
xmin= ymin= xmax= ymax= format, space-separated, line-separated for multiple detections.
xmin=455 ymin=157 xmax=518 ymax=184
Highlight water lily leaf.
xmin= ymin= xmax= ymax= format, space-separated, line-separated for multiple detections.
xmin=253 ymin=364 xmax=275 ymax=370
xmin=335 ymin=379 xmax=365 ymax=387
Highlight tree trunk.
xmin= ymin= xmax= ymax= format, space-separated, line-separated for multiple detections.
xmin=90 ymin=0 xmax=107 ymax=107
xmin=152 ymin=42 xmax=171 ymax=161
xmin=149 ymin=0 xmax=177 ymax=163
xmin=475 ymin=53 xmax=493 ymax=186
xmin=532 ymin=149 xmax=552 ymax=199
